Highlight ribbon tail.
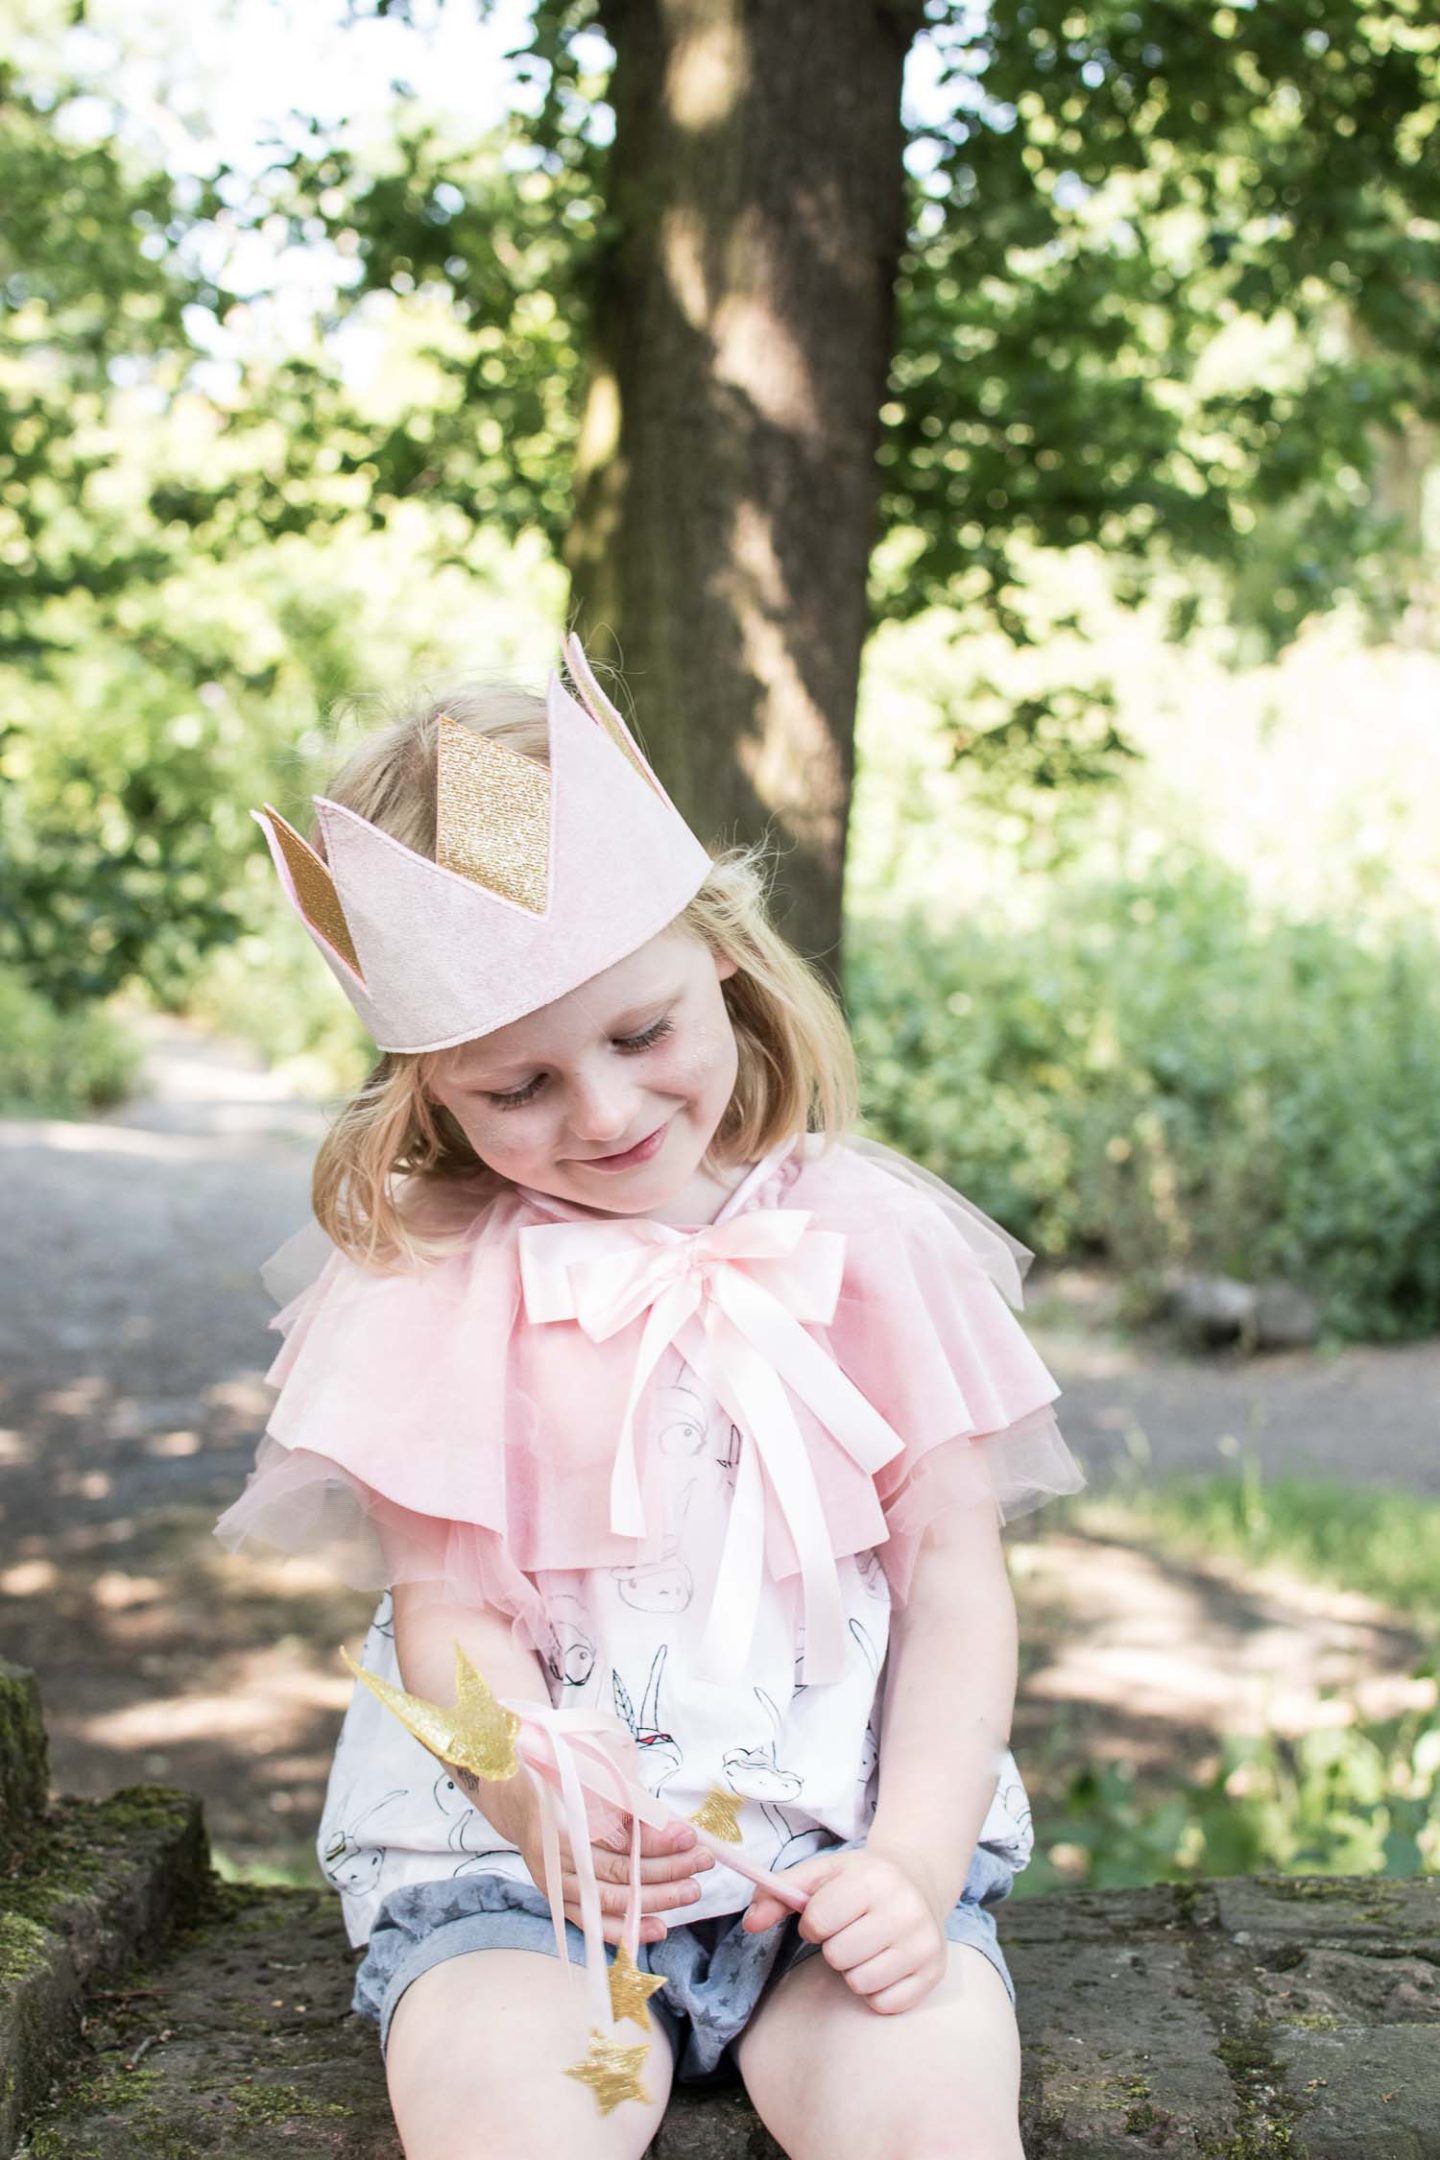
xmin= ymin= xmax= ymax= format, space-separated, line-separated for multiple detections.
xmin=530 ymin=1741 xmax=572 ymax=1973
xmin=607 ymin=1277 xmax=700 ymax=1538
xmin=698 ymin=1401 xmax=767 ymax=1684
xmin=550 ymin=1730 xmax=616 ymax=2035
xmin=708 ymin=1311 xmax=849 ymax=1685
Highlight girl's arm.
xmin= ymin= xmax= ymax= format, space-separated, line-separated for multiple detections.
xmin=865 ymin=1499 xmax=1019 ymax=1916
xmin=391 ymin=1582 xmax=548 ymax=1849
xmin=389 ymin=1582 xmax=713 ymax=1941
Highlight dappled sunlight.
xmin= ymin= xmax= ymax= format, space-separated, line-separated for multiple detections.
xmin=78 ymin=1648 xmax=352 ymax=1751
xmin=661 ymin=204 xmax=712 ymax=330
xmin=1013 ymin=1531 xmax=1435 ymax=1755
xmin=714 ymin=265 xmax=824 ymax=441
xmin=0 ymin=1118 xmax=230 ymax=1164
xmin=666 ymin=14 xmax=749 ymax=131
xmin=728 ymin=499 xmax=842 ymax=848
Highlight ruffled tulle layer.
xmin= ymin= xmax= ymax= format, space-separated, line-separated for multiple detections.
xmin=215 ymin=1136 xmax=1088 ymax=1631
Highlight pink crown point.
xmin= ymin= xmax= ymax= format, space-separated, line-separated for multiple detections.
xmin=254 ymin=638 xmax=712 ymax=1055
xmin=561 ymin=632 xmax=674 ymax=809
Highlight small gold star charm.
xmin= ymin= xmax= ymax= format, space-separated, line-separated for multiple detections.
xmin=691 ymin=1785 xmax=743 ymax=1842
xmin=341 ymin=1643 xmax=521 ymax=1781
xmin=608 ymin=1942 xmax=667 ymax=2030
xmin=564 ymin=2028 xmax=653 ymax=2114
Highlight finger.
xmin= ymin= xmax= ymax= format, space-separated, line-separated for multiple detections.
xmin=835 ymin=1941 xmax=915 ymax=1995
xmin=865 ymin=1967 xmax=939 ymax=2016
xmin=569 ymin=1908 xmax=669 ymax=1947
xmin=586 ymin=1841 xmax=713 ymax=1886
xmin=797 ymin=1871 xmax=871 ymax=1945
xmin=740 ymin=1894 xmax=788 ymax=1934
xmin=640 ymin=1818 xmax=703 ymax=1857
xmin=563 ymin=1873 xmax=704 ymax=1918
xmin=636 ymin=1844 xmax=717 ymax=1883
xmin=816 ymin=1912 xmax=895 ymax=1975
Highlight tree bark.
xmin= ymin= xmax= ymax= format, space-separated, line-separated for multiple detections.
xmin=567 ymin=0 xmax=923 ymax=969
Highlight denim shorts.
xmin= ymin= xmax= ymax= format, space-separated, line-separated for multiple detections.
xmin=353 ymin=1839 xmax=1017 ymax=2084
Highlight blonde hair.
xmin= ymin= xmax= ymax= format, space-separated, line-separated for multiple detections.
xmin=308 ymin=679 xmax=858 ymax=1270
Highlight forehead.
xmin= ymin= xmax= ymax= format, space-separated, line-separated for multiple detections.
xmin=435 ymin=927 xmax=705 ymax=1079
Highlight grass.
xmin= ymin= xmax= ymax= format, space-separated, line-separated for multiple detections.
xmin=1065 ymin=1460 xmax=1440 ymax=1630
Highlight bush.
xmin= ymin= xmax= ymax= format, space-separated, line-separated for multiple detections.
xmin=848 ymin=857 xmax=1440 ymax=1338
xmin=0 ymin=969 xmax=141 ymax=1113
xmin=1016 ymin=1667 xmax=1440 ymax=1894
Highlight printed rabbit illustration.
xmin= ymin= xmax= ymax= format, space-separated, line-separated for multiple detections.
xmin=433 ymin=1768 xmax=513 ymax=1855
xmin=723 ymin=1687 xmax=829 ymax=1871
xmin=610 ymin=1479 xmax=695 ymax=1614
xmin=542 ymin=1591 xmax=597 ymax=1688
xmin=612 ymin=1645 xmax=682 ymax=1790
xmin=656 ymin=1382 xmax=710 ymax=1456
xmin=320 ymin=1787 xmax=407 ymax=1899
xmin=715 ymin=1421 xmax=743 ymax=1492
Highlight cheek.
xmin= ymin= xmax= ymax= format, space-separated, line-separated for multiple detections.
xmin=440 ymin=1097 xmax=550 ymax=1172
xmin=654 ymin=1016 xmax=738 ymax=1104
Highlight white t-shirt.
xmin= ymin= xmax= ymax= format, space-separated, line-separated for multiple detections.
xmin=318 ymin=1159 xmax=1037 ymax=1946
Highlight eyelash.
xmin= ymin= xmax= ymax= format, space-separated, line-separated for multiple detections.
xmin=485 ymin=1016 xmax=674 ymax=1110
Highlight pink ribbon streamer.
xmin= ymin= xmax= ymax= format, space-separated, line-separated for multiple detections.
xmin=503 ymin=1695 xmax=810 ymax=2036
xmin=518 ymin=1210 xmax=906 ymax=1683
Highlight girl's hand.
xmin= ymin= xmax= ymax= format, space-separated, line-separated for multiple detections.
xmin=741 ymin=1846 xmax=948 ymax=2015
xmin=509 ymin=1795 xmax=716 ymax=1947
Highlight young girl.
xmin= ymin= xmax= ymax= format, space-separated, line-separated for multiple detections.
xmin=216 ymin=634 xmax=1086 ymax=2160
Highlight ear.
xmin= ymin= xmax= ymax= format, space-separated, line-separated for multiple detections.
xmin=714 ymin=952 xmax=739 ymax=984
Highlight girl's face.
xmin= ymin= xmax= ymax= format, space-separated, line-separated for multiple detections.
xmin=424 ymin=927 xmax=741 ymax=1218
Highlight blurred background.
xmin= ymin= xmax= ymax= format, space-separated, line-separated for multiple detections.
xmin=1 ymin=0 xmax=1438 ymax=1899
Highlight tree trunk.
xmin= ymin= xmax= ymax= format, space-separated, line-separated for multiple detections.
xmin=567 ymin=0 xmax=923 ymax=969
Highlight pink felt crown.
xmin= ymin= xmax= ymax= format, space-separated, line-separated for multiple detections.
xmin=254 ymin=634 xmax=712 ymax=1054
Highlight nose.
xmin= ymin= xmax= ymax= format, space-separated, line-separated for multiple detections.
xmin=565 ymin=1065 xmax=639 ymax=1151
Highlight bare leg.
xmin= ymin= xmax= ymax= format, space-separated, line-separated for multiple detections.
xmin=735 ymin=1941 xmax=1024 ymax=2160
xmin=385 ymin=1948 xmax=674 ymax=2160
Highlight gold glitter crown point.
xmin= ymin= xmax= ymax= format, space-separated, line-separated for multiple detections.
xmin=256 ymin=805 xmax=365 ymax=982
xmin=434 ymin=715 xmax=552 ymax=915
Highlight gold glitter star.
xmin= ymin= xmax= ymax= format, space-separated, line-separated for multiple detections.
xmin=564 ymin=2029 xmax=652 ymax=2115
xmin=341 ymin=1643 xmax=521 ymax=1782
xmin=607 ymin=1943 xmax=666 ymax=2031
xmin=691 ymin=1785 xmax=743 ymax=1842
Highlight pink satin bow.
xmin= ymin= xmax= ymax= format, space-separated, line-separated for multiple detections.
xmin=518 ymin=1209 xmax=904 ymax=1683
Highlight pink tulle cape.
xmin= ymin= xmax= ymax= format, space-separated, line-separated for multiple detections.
xmin=214 ymin=1137 xmax=1087 ymax=1636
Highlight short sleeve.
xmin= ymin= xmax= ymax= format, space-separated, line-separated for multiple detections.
xmin=212 ymin=1193 xmax=553 ymax=1653
xmin=821 ymin=1148 xmax=1088 ymax=1597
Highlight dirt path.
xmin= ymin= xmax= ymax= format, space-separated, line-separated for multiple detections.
xmin=2 ymin=1015 xmax=1436 ymax=1877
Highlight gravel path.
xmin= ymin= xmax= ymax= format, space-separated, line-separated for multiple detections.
xmin=2 ymin=1015 xmax=1435 ymax=1873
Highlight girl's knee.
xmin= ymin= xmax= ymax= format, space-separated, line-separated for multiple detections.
xmin=383 ymin=1950 xmax=670 ymax=2160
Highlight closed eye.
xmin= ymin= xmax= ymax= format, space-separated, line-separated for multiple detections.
xmin=484 ymin=1014 xmax=674 ymax=1109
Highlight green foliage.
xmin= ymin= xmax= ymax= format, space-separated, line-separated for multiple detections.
xmin=1096 ymin=1469 xmax=1440 ymax=1630
xmin=888 ymin=0 xmax=1440 ymax=641
xmin=0 ymin=58 xmax=210 ymax=660
xmin=0 ymin=677 xmax=261 ymax=1009
xmin=232 ymin=1 xmax=1439 ymax=650
xmin=848 ymin=859 xmax=1440 ymax=1337
xmin=1018 ymin=1473 xmax=1440 ymax=1892
xmin=0 ymin=967 xmax=140 ymax=1113
xmin=1019 ymin=1677 xmax=1440 ymax=1892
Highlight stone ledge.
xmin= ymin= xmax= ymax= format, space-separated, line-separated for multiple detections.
xmin=11 ymin=1864 xmax=1439 ymax=2158
xmin=1 ymin=1788 xmax=211 ymax=2155
xmin=0 ymin=1663 xmax=48 ymax=1850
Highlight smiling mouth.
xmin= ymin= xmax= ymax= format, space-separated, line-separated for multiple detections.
xmin=577 ymin=1123 xmax=669 ymax=1171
